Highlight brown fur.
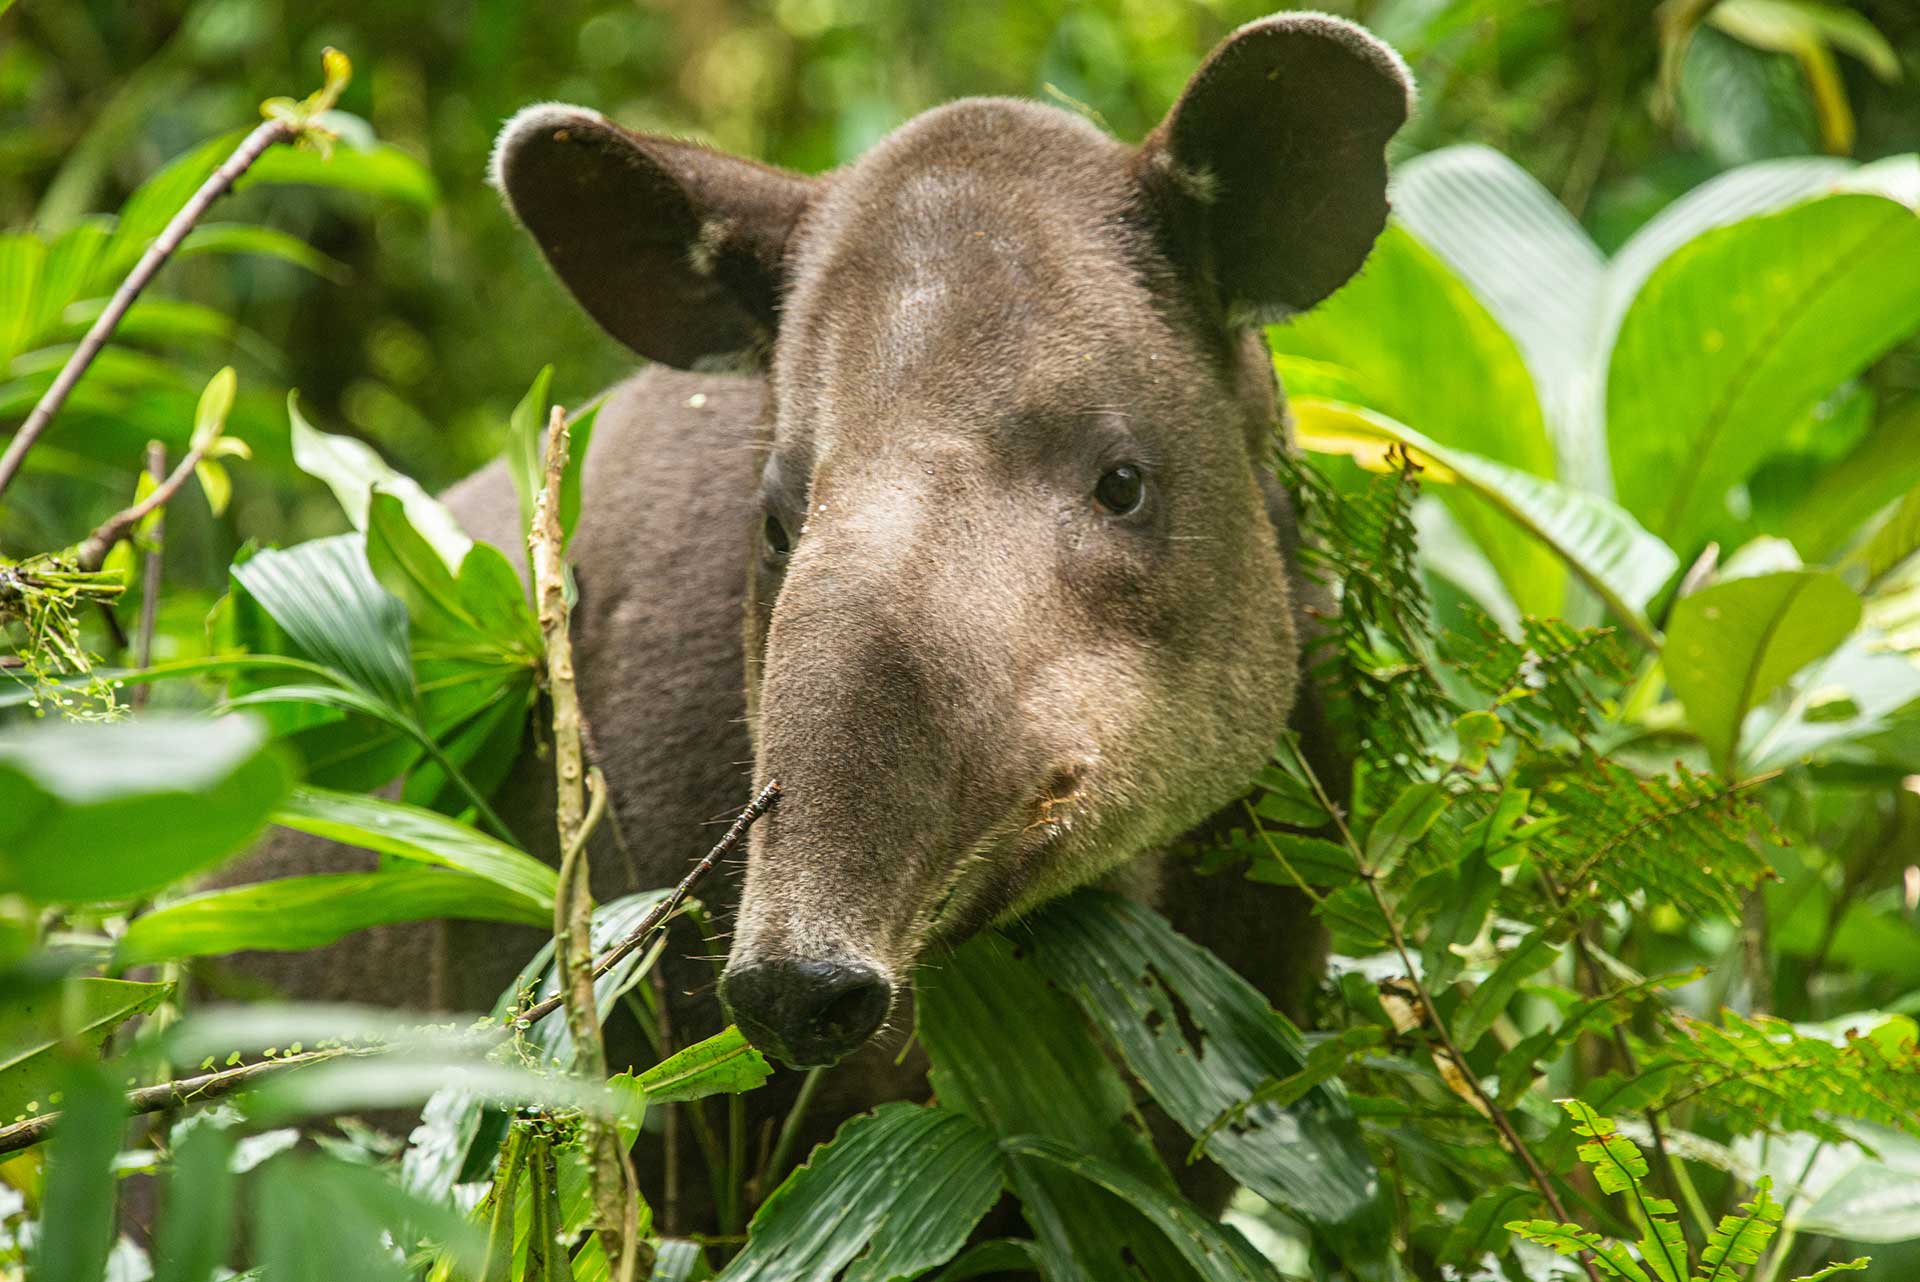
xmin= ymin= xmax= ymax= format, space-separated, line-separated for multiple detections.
xmin=222 ymin=10 xmax=1410 ymax=1232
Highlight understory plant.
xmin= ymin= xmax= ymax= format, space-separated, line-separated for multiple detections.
xmin=4 ymin=45 xmax=1920 ymax=1282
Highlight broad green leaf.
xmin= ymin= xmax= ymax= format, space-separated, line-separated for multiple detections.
xmin=178 ymin=222 xmax=348 ymax=280
xmin=1782 ymin=395 xmax=1920 ymax=562
xmin=1608 ymin=193 xmax=1920 ymax=553
xmin=230 ymin=533 xmax=416 ymax=713
xmin=1392 ymin=145 xmax=1608 ymax=483
xmin=636 ymin=1026 xmax=772 ymax=1103
xmin=365 ymin=490 xmax=541 ymax=655
xmin=254 ymin=1152 xmax=481 ymax=1282
xmin=1005 ymin=1138 xmax=1275 ymax=1282
xmin=718 ymin=1103 xmax=1003 ymax=1282
xmin=32 ymin=1059 xmax=125 ymax=1282
xmin=0 ymin=715 xmax=290 ymax=902
xmin=1666 ymin=569 xmax=1862 ymax=774
xmin=1453 ymin=928 xmax=1565 ymax=1053
xmin=242 ymin=136 xmax=439 ymax=207
xmin=1271 ymin=224 xmax=1562 ymax=614
xmin=0 ymin=978 xmax=168 ymax=1123
xmin=1023 ymin=893 xmax=1388 ymax=1269
xmin=919 ymin=932 xmax=1208 ymax=1282
xmin=1793 ymin=1124 xmax=1920 ymax=1244
xmin=152 ymin=1118 xmax=238 ymax=1282
xmin=1295 ymin=397 xmax=1675 ymax=640
xmin=0 ymin=230 xmax=47 ymax=367
xmin=288 ymin=394 xmax=471 ymax=568
xmin=931 ymin=1240 xmax=1045 ymax=1281
xmin=117 ymin=868 xmax=545 ymax=966
xmin=1363 ymin=781 xmax=1448 ymax=877
xmin=505 ymin=365 xmax=553 ymax=548
xmin=272 ymin=784 xmax=554 ymax=909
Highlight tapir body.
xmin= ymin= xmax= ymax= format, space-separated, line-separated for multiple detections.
xmin=220 ymin=11 xmax=1411 ymax=1237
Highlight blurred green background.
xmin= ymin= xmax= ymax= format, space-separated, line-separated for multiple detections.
xmin=2 ymin=0 xmax=1918 ymax=594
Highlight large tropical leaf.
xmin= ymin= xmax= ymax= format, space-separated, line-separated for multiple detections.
xmin=918 ymin=933 xmax=1212 ymax=1282
xmin=1023 ymin=892 xmax=1387 ymax=1273
xmin=1666 ymin=569 xmax=1862 ymax=775
xmin=1269 ymin=224 xmax=1563 ymax=614
xmin=1391 ymin=145 xmax=1607 ymax=483
xmin=0 ymin=715 xmax=290 ymax=903
xmin=288 ymin=395 xmax=470 ymax=569
xmin=271 ymin=785 xmax=555 ymax=909
xmin=1608 ymin=192 xmax=1920 ymax=553
xmin=1293 ymin=398 xmax=1675 ymax=643
xmin=117 ymin=868 xmax=544 ymax=966
xmin=717 ymin=1102 xmax=1004 ymax=1282
xmin=229 ymin=534 xmax=415 ymax=714
xmin=0 ymin=978 xmax=168 ymax=1123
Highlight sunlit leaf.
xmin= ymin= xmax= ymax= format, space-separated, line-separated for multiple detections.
xmin=0 ymin=978 xmax=168 ymax=1124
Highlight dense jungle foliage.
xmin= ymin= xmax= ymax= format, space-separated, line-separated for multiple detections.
xmin=4 ymin=1 xmax=1920 ymax=1280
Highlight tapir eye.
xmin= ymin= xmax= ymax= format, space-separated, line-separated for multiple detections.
xmin=763 ymin=512 xmax=792 ymax=559
xmin=1094 ymin=464 xmax=1146 ymax=515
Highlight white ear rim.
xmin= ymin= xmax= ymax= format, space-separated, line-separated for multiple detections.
xmin=1263 ymin=10 xmax=1417 ymax=116
xmin=487 ymin=102 xmax=611 ymax=213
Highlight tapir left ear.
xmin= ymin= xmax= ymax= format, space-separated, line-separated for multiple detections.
xmin=491 ymin=105 xmax=819 ymax=369
xmin=1142 ymin=13 xmax=1412 ymax=322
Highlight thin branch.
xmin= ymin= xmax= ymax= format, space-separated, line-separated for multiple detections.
xmin=514 ymin=779 xmax=779 ymax=1028
xmin=0 ymin=1046 xmax=367 ymax=1157
xmin=532 ymin=405 xmax=640 ymax=1282
xmin=0 ymin=119 xmax=293 ymax=501
xmin=73 ymin=434 xmax=214 ymax=573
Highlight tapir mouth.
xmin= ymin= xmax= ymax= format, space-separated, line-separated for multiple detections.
xmin=917 ymin=767 xmax=1087 ymax=945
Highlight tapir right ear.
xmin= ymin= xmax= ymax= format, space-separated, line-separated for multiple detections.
xmin=492 ymin=105 xmax=820 ymax=369
xmin=1142 ymin=14 xmax=1413 ymax=322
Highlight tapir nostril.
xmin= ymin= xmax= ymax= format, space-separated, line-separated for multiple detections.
xmin=720 ymin=956 xmax=893 ymax=1069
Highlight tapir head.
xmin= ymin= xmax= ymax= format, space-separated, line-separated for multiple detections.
xmin=495 ymin=14 xmax=1410 ymax=1066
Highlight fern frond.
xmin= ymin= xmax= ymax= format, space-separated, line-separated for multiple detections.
xmin=1530 ymin=761 xmax=1775 ymax=923
xmin=1507 ymin=1219 xmax=1654 ymax=1281
xmin=1642 ymin=1010 xmax=1920 ymax=1142
xmin=1693 ymin=1177 xmax=1781 ymax=1282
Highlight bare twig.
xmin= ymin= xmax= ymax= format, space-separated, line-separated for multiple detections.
xmin=532 ymin=405 xmax=641 ymax=1281
xmin=0 ymin=119 xmax=292 ymax=501
xmin=73 ymin=433 xmax=215 ymax=572
xmin=129 ymin=441 xmax=166 ymax=708
xmin=0 ymin=1046 xmax=367 ymax=1158
xmin=514 ymin=779 xmax=779 ymax=1028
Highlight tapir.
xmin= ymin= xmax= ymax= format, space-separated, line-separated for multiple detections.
xmin=222 ymin=10 xmax=1410 ymax=1235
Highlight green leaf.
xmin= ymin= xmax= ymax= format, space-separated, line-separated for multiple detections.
xmin=1023 ymin=893 xmax=1389 ymax=1270
xmin=636 ymin=1026 xmax=772 ymax=1103
xmin=242 ymin=136 xmax=439 ymax=206
xmin=32 ymin=1059 xmax=126 ymax=1282
xmin=505 ymin=365 xmax=554 ymax=550
xmin=1364 ymin=781 xmax=1448 ymax=877
xmin=272 ymin=784 xmax=554 ymax=909
xmin=152 ymin=1117 xmax=238 ymax=1282
xmin=365 ymin=489 xmax=540 ymax=655
xmin=1454 ymin=928 xmax=1565 ymax=1053
xmin=918 ymin=931 xmax=1208 ymax=1282
xmin=1005 ymin=1137 xmax=1276 ymax=1282
xmin=717 ymin=1102 xmax=1003 ymax=1282
xmin=1696 ymin=1176 xmax=1782 ymax=1282
xmin=0 ymin=978 xmax=168 ymax=1125
xmin=0 ymin=715 xmax=291 ymax=902
xmin=288 ymin=393 xmax=471 ymax=568
xmin=1271 ymin=224 xmax=1563 ymax=614
xmin=1295 ymin=397 xmax=1675 ymax=641
xmin=1391 ymin=144 xmax=1609 ymax=485
xmin=230 ymin=533 xmax=416 ymax=713
xmin=1608 ymin=193 xmax=1920 ymax=554
xmin=117 ymin=868 xmax=546 ymax=965
xmin=178 ymin=222 xmax=348 ymax=281
xmin=1666 ymin=569 xmax=1862 ymax=774
xmin=1507 ymin=1218 xmax=1652 ymax=1281
xmin=189 ymin=365 xmax=236 ymax=451
xmin=0 ymin=231 xmax=47 ymax=368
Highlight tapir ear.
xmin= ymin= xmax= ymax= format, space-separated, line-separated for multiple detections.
xmin=492 ymin=105 xmax=819 ymax=369
xmin=1143 ymin=13 xmax=1412 ymax=321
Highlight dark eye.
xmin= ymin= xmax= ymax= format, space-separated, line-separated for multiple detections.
xmin=763 ymin=511 xmax=792 ymax=558
xmin=1094 ymin=464 xmax=1145 ymax=515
